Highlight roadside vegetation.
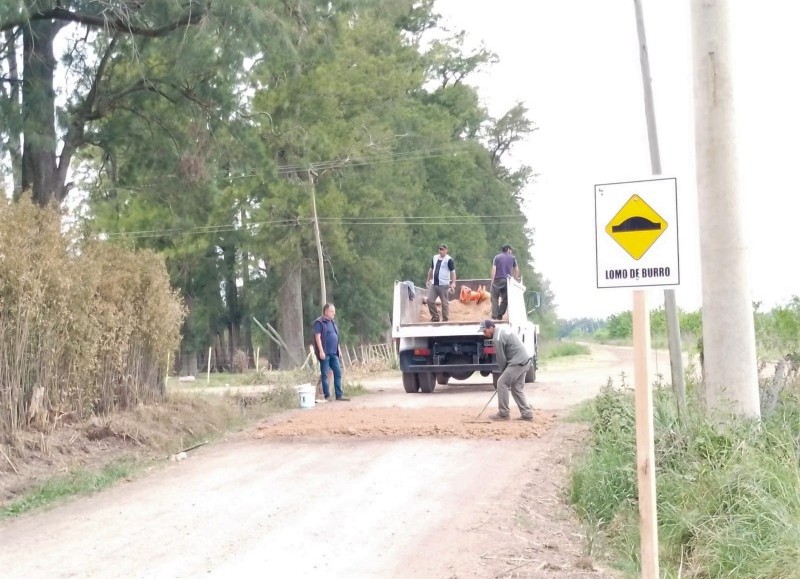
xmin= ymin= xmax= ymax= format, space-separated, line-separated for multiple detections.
xmin=568 ymin=300 xmax=800 ymax=577
xmin=561 ymin=298 xmax=800 ymax=362
xmin=539 ymin=340 xmax=591 ymax=360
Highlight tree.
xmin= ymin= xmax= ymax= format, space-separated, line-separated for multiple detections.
xmin=0 ymin=1 xmax=215 ymax=205
xmin=64 ymin=0 xmax=545 ymax=369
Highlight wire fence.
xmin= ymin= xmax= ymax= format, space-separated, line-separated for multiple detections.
xmin=301 ymin=342 xmax=398 ymax=372
xmin=177 ymin=342 xmax=399 ymax=376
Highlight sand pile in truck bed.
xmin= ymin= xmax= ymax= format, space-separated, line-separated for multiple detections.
xmin=417 ymin=296 xmax=496 ymax=323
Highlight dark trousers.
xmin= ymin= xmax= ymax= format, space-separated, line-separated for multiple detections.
xmin=490 ymin=278 xmax=508 ymax=319
xmin=427 ymin=285 xmax=451 ymax=321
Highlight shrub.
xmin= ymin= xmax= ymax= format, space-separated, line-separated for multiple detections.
xmin=0 ymin=197 xmax=184 ymax=437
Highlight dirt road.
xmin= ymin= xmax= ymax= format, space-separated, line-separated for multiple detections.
xmin=0 ymin=344 xmax=660 ymax=578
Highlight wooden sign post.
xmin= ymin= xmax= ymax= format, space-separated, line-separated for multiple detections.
xmin=633 ymin=290 xmax=658 ymax=577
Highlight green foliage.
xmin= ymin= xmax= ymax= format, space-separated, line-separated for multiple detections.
xmin=606 ymin=311 xmax=633 ymax=339
xmin=8 ymin=0 xmax=544 ymax=369
xmin=540 ymin=341 xmax=590 ymax=359
xmin=755 ymin=297 xmax=800 ymax=361
xmin=563 ymin=307 xmax=703 ymax=349
xmin=570 ymin=374 xmax=800 ymax=577
xmin=558 ymin=317 xmax=605 ymax=338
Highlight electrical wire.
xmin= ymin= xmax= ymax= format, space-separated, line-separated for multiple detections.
xmin=98 ymin=214 xmax=526 ymax=240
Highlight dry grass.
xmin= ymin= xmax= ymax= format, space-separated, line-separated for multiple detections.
xmin=0 ymin=198 xmax=183 ymax=439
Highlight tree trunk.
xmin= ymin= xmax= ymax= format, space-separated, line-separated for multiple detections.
xmin=21 ymin=19 xmax=68 ymax=205
xmin=690 ymin=0 xmax=760 ymax=419
xmin=222 ymin=242 xmax=241 ymax=361
xmin=3 ymin=30 xmax=23 ymax=199
xmin=278 ymin=253 xmax=305 ymax=369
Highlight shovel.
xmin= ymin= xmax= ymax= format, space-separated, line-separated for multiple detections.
xmin=463 ymin=390 xmax=497 ymax=424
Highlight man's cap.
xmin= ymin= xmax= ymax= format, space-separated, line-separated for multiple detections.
xmin=478 ymin=319 xmax=495 ymax=332
xmin=439 ymin=243 xmax=448 ymax=250
xmin=501 ymin=243 xmax=512 ymax=251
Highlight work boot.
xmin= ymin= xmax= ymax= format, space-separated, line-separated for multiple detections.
xmin=336 ymin=396 xmax=350 ymax=401
xmin=488 ymin=413 xmax=510 ymax=421
xmin=515 ymin=415 xmax=533 ymax=422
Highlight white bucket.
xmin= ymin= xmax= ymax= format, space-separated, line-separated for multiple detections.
xmin=297 ymin=383 xmax=315 ymax=409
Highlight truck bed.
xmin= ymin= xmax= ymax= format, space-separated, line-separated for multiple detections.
xmin=392 ymin=279 xmax=507 ymax=339
xmin=414 ymin=297 xmax=493 ymax=324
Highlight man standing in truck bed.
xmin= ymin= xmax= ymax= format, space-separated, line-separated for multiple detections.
xmin=426 ymin=243 xmax=456 ymax=322
xmin=490 ymin=243 xmax=519 ymax=320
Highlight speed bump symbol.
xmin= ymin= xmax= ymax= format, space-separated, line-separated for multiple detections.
xmin=605 ymin=194 xmax=667 ymax=260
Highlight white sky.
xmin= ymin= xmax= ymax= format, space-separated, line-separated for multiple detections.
xmin=435 ymin=0 xmax=800 ymax=319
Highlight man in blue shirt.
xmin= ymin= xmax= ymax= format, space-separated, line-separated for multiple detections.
xmin=490 ymin=243 xmax=519 ymax=320
xmin=313 ymin=303 xmax=349 ymax=401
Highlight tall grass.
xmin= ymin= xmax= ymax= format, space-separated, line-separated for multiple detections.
xmin=570 ymin=377 xmax=800 ymax=577
xmin=0 ymin=198 xmax=184 ymax=439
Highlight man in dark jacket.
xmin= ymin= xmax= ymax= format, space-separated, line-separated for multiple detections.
xmin=313 ymin=303 xmax=349 ymax=401
xmin=479 ymin=319 xmax=533 ymax=421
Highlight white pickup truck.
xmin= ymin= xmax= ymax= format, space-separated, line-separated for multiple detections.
xmin=391 ymin=278 xmax=539 ymax=393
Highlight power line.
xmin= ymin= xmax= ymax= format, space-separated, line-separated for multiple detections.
xmin=107 ymin=145 xmax=475 ymax=189
xmin=98 ymin=214 xmax=527 ymax=240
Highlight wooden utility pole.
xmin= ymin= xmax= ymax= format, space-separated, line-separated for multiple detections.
xmin=308 ymin=170 xmax=327 ymax=307
xmin=690 ymin=0 xmax=760 ymax=419
xmin=633 ymin=0 xmax=686 ymax=416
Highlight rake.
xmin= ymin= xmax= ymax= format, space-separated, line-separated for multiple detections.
xmin=463 ymin=390 xmax=497 ymax=423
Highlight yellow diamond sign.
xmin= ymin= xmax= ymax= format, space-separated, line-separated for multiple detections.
xmin=605 ymin=194 xmax=667 ymax=260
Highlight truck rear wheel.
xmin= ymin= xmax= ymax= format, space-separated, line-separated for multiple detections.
xmin=525 ymin=363 xmax=536 ymax=383
xmin=436 ymin=373 xmax=450 ymax=385
xmin=418 ymin=372 xmax=436 ymax=393
xmin=402 ymin=372 xmax=420 ymax=393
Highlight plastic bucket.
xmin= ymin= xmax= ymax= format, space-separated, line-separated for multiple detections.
xmin=297 ymin=383 xmax=315 ymax=409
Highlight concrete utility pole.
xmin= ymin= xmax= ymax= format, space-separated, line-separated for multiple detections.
xmin=690 ymin=0 xmax=760 ymax=419
xmin=633 ymin=0 xmax=686 ymax=417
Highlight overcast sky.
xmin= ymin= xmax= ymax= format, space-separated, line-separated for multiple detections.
xmin=435 ymin=0 xmax=800 ymax=319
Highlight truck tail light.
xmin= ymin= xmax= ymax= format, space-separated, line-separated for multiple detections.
xmin=413 ymin=348 xmax=431 ymax=356
xmin=483 ymin=346 xmax=496 ymax=354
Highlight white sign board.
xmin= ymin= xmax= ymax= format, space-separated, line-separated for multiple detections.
xmin=595 ymin=177 xmax=679 ymax=289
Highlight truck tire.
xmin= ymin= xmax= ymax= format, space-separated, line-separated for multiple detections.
xmin=418 ymin=372 xmax=436 ymax=393
xmin=402 ymin=372 xmax=420 ymax=393
xmin=525 ymin=364 xmax=536 ymax=383
xmin=436 ymin=373 xmax=450 ymax=385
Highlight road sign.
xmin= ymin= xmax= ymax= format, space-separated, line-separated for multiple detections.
xmin=605 ymin=194 xmax=667 ymax=260
xmin=595 ymin=178 xmax=679 ymax=289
